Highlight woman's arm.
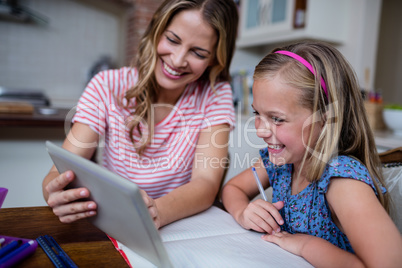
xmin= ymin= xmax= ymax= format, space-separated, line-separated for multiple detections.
xmin=42 ymin=122 xmax=99 ymax=223
xmin=222 ymin=160 xmax=284 ymax=234
xmin=264 ymin=178 xmax=402 ymax=267
xmin=153 ymin=124 xmax=230 ymax=228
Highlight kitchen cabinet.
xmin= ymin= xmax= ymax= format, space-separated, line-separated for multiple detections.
xmin=237 ymin=0 xmax=350 ymax=48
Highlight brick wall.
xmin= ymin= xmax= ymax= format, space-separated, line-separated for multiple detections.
xmin=125 ymin=0 xmax=164 ymax=65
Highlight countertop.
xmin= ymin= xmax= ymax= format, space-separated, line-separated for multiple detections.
xmin=0 ymin=107 xmax=73 ymax=127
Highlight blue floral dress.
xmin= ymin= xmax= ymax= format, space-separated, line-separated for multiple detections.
xmin=259 ymin=147 xmax=386 ymax=253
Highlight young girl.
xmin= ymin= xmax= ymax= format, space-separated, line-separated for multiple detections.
xmin=222 ymin=41 xmax=402 ymax=267
xmin=43 ymin=0 xmax=238 ymax=229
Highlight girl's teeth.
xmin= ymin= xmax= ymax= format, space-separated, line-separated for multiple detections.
xmin=268 ymin=144 xmax=282 ymax=150
xmin=164 ymin=62 xmax=182 ymax=76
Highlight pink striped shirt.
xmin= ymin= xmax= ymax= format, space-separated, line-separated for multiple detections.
xmin=72 ymin=67 xmax=235 ymax=198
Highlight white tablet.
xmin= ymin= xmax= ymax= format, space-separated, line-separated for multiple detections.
xmin=45 ymin=141 xmax=173 ymax=268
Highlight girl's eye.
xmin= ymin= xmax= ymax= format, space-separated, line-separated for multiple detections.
xmin=272 ymin=117 xmax=284 ymax=124
xmin=252 ymin=110 xmax=259 ymax=116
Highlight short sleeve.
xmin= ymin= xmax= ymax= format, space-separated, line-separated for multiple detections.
xmin=201 ymin=81 xmax=235 ymax=130
xmin=318 ymin=155 xmax=386 ymax=195
xmin=72 ymin=67 xmax=136 ymax=136
xmin=72 ymin=71 xmax=109 ymax=136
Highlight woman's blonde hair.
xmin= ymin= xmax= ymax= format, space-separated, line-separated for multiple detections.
xmin=125 ymin=0 xmax=238 ymax=155
xmin=253 ymin=41 xmax=389 ymax=211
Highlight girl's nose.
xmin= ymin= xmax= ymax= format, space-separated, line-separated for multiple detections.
xmin=256 ymin=127 xmax=272 ymax=138
xmin=255 ymin=118 xmax=273 ymax=138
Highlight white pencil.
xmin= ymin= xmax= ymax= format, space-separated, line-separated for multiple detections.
xmin=251 ymin=167 xmax=268 ymax=201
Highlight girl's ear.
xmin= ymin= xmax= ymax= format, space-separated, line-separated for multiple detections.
xmin=320 ymin=111 xmax=327 ymax=128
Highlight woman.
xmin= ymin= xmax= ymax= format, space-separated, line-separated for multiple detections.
xmin=42 ymin=0 xmax=238 ymax=229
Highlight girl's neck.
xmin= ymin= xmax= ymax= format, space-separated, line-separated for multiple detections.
xmin=291 ymin=174 xmax=309 ymax=195
xmin=291 ymin=163 xmax=310 ymax=195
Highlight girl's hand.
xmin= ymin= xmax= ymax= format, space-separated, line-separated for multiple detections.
xmin=262 ymin=231 xmax=312 ymax=257
xmin=238 ymin=200 xmax=284 ymax=234
xmin=140 ymin=189 xmax=161 ymax=229
xmin=45 ymin=170 xmax=97 ymax=223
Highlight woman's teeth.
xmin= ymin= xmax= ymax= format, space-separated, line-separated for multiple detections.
xmin=164 ymin=62 xmax=182 ymax=76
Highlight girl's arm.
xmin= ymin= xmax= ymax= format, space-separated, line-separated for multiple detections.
xmin=222 ymin=160 xmax=284 ymax=234
xmin=264 ymin=178 xmax=402 ymax=267
xmin=326 ymin=178 xmax=402 ymax=267
xmin=153 ymin=124 xmax=231 ymax=228
xmin=42 ymin=122 xmax=99 ymax=223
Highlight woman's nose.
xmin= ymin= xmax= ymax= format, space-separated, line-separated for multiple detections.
xmin=172 ymin=48 xmax=188 ymax=68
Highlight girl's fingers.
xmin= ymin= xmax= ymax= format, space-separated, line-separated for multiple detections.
xmin=270 ymin=201 xmax=285 ymax=225
xmin=249 ymin=200 xmax=283 ymax=233
xmin=249 ymin=215 xmax=275 ymax=233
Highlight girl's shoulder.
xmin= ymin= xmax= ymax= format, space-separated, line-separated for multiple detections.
xmin=317 ymin=155 xmax=378 ymax=193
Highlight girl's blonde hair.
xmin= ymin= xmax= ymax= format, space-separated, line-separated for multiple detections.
xmin=253 ymin=41 xmax=389 ymax=211
xmin=125 ymin=0 xmax=238 ymax=155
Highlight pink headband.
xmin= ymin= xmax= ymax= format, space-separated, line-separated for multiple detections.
xmin=275 ymin=50 xmax=328 ymax=97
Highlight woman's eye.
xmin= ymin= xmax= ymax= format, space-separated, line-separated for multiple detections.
xmin=252 ymin=110 xmax=259 ymax=116
xmin=192 ymin=50 xmax=207 ymax=59
xmin=166 ymin=36 xmax=179 ymax=44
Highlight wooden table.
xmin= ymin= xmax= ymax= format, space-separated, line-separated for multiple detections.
xmin=0 ymin=206 xmax=128 ymax=267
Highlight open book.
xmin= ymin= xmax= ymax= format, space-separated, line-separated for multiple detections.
xmin=113 ymin=206 xmax=313 ymax=268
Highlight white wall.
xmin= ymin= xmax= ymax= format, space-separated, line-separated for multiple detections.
xmin=0 ymin=0 xmax=127 ymax=108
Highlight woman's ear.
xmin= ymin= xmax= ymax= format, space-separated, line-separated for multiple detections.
xmin=208 ymin=56 xmax=218 ymax=67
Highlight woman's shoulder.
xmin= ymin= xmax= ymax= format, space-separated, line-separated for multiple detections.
xmin=183 ymin=79 xmax=233 ymax=109
xmin=86 ymin=67 xmax=138 ymax=97
xmin=189 ymin=79 xmax=231 ymax=95
xmin=95 ymin=67 xmax=138 ymax=86
xmin=317 ymin=155 xmax=374 ymax=192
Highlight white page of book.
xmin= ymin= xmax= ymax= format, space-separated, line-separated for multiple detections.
xmin=118 ymin=206 xmax=313 ymax=267
xmin=159 ymin=206 xmax=249 ymax=242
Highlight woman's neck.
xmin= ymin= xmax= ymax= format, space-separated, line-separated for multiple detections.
xmin=154 ymin=86 xmax=186 ymax=106
xmin=151 ymin=86 xmax=186 ymax=125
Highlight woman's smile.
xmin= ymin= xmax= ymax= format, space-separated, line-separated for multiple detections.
xmin=162 ymin=60 xmax=185 ymax=79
